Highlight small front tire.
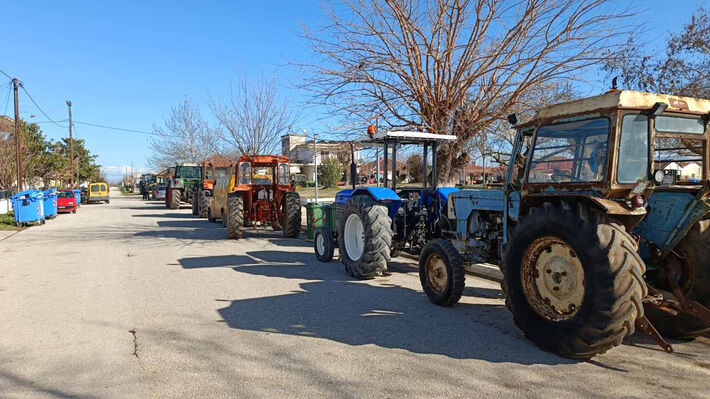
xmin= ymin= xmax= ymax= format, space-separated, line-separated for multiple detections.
xmin=419 ymin=239 xmax=465 ymax=307
xmin=314 ymin=227 xmax=335 ymax=262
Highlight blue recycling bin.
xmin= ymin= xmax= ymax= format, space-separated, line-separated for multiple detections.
xmin=10 ymin=190 xmax=45 ymax=226
xmin=42 ymin=189 xmax=58 ymax=219
xmin=72 ymin=189 xmax=81 ymax=206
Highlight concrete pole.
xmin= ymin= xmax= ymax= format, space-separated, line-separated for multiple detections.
xmin=12 ymin=78 xmax=22 ymax=191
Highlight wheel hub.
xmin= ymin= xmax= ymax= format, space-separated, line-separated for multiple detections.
xmin=425 ymin=255 xmax=448 ymax=294
xmin=522 ymin=237 xmax=585 ymax=321
xmin=344 ymin=214 xmax=365 ymax=261
xmin=316 ymin=234 xmax=325 ymax=255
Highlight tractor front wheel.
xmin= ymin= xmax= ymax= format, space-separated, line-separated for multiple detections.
xmin=169 ymin=189 xmax=180 ymax=210
xmin=502 ymin=202 xmax=646 ymax=359
xmin=314 ymin=227 xmax=335 ymax=262
xmin=338 ymin=196 xmax=392 ymax=279
xmin=226 ymin=194 xmax=244 ymax=239
xmin=419 ymin=239 xmax=465 ymax=307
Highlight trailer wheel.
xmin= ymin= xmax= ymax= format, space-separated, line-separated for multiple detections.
xmin=199 ymin=190 xmax=209 ymax=218
xmin=419 ymin=239 xmax=465 ymax=307
xmin=226 ymin=194 xmax=244 ymax=239
xmin=502 ymin=202 xmax=646 ymax=359
xmin=169 ymin=189 xmax=180 ymax=209
xmin=281 ymin=192 xmax=301 ymax=238
xmin=338 ymin=196 xmax=392 ymax=279
xmin=314 ymin=227 xmax=335 ymax=262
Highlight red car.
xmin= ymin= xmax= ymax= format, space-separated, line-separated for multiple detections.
xmin=57 ymin=190 xmax=78 ymax=213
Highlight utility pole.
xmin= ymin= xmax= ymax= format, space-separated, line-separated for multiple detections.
xmin=12 ymin=78 xmax=22 ymax=192
xmin=313 ymin=133 xmax=318 ymax=203
xmin=67 ymin=100 xmax=74 ymax=187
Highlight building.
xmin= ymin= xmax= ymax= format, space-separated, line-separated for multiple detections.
xmin=281 ymin=134 xmax=360 ymax=183
xmin=663 ymin=161 xmax=702 ymax=182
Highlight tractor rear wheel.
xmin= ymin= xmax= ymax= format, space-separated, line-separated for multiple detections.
xmin=338 ymin=196 xmax=392 ymax=279
xmin=191 ymin=194 xmax=199 ymax=216
xmin=169 ymin=189 xmax=180 ymax=209
xmin=419 ymin=239 xmax=465 ymax=307
xmin=281 ymin=192 xmax=301 ymax=238
xmin=502 ymin=202 xmax=646 ymax=358
xmin=198 ymin=190 xmax=209 ymax=218
xmin=227 ymin=194 xmax=244 ymax=239
xmin=314 ymin=227 xmax=335 ymax=262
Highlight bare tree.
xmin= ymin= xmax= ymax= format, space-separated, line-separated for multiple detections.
xmin=210 ymin=74 xmax=298 ymax=156
xmin=300 ymin=0 xmax=634 ymax=182
xmin=148 ymin=97 xmax=216 ymax=170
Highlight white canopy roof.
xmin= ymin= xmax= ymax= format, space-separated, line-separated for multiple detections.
xmin=364 ymin=130 xmax=457 ymax=144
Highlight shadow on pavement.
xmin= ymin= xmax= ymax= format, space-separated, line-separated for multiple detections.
xmin=177 ymin=251 xmax=574 ymax=365
xmin=133 ymin=213 xmax=200 ymax=219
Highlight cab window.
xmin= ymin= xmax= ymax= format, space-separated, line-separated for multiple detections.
xmin=617 ymin=114 xmax=649 ymax=183
xmin=239 ymin=163 xmax=251 ymax=185
xmin=528 ymin=118 xmax=609 ymax=183
xmin=90 ymin=185 xmax=100 ymax=192
xmin=278 ymin=163 xmax=290 ymax=185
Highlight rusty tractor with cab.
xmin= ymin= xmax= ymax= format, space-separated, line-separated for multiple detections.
xmin=313 ymin=128 xmax=459 ymax=280
xmin=225 ymin=155 xmax=301 ymax=239
xmin=426 ymin=90 xmax=710 ymax=358
xmin=165 ymin=164 xmax=202 ymax=210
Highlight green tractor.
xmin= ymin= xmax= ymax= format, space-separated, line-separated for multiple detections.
xmin=165 ymin=163 xmax=202 ymax=210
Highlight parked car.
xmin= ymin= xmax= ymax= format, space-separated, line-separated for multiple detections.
xmin=87 ymin=182 xmax=109 ymax=204
xmin=57 ymin=190 xmax=77 ymax=214
xmin=154 ymin=184 xmax=167 ymax=201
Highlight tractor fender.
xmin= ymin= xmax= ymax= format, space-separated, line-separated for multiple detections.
xmin=524 ymin=194 xmax=646 ymax=231
xmin=346 ymin=187 xmax=402 ymax=219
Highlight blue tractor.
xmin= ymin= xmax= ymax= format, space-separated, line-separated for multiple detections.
xmin=429 ymin=90 xmax=710 ymax=358
xmin=313 ymin=129 xmax=459 ymax=279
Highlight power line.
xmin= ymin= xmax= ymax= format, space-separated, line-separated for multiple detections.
xmin=1 ymin=81 xmax=12 ymax=117
xmin=72 ymin=121 xmax=159 ymax=136
xmin=0 ymin=68 xmax=12 ymax=80
xmin=19 ymin=85 xmax=66 ymax=128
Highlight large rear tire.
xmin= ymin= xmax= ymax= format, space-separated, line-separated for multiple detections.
xmin=227 ymin=194 xmax=244 ymax=239
xmin=419 ymin=239 xmax=465 ymax=307
xmin=502 ymin=202 xmax=646 ymax=359
xmin=338 ymin=196 xmax=393 ymax=279
xmin=281 ymin=192 xmax=301 ymax=238
xmin=169 ymin=189 xmax=180 ymax=210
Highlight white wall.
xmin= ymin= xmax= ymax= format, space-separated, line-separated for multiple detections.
xmin=0 ymin=199 xmax=11 ymax=214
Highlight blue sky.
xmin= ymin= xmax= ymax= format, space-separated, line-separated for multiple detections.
xmin=0 ymin=0 xmax=705 ymax=180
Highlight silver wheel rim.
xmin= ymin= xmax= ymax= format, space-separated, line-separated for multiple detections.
xmin=316 ymin=234 xmax=326 ymax=256
xmin=344 ymin=214 xmax=365 ymax=261
xmin=522 ymin=237 xmax=585 ymax=321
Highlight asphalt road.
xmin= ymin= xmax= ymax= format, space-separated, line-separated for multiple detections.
xmin=1 ymin=188 xmax=709 ymax=398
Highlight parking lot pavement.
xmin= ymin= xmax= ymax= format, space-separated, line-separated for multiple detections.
xmin=1 ymin=189 xmax=710 ymax=398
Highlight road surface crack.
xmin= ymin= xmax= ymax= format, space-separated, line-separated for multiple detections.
xmin=129 ymin=329 xmax=139 ymax=359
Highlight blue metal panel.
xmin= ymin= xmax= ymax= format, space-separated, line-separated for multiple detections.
xmin=449 ymin=189 xmax=506 ymax=235
xmin=351 ymin=187 xmax=403 ymax=219
xmin=435 ymin=187 xmax=459 ymax=209
xmin=634 ymin=191 xmax=710 ymax=253
xmin=335 ymin=189 xmax=354 ymax=205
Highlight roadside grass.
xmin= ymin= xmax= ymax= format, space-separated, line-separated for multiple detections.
xmin=0 ymin=212 xmax=20 ymax=230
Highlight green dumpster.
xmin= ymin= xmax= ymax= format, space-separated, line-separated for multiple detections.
xmin=306 ymin=202 xmax=336 ymax=239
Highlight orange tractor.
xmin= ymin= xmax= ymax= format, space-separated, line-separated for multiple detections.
xmin=226 ymin=154 xmax=301 ymax=239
